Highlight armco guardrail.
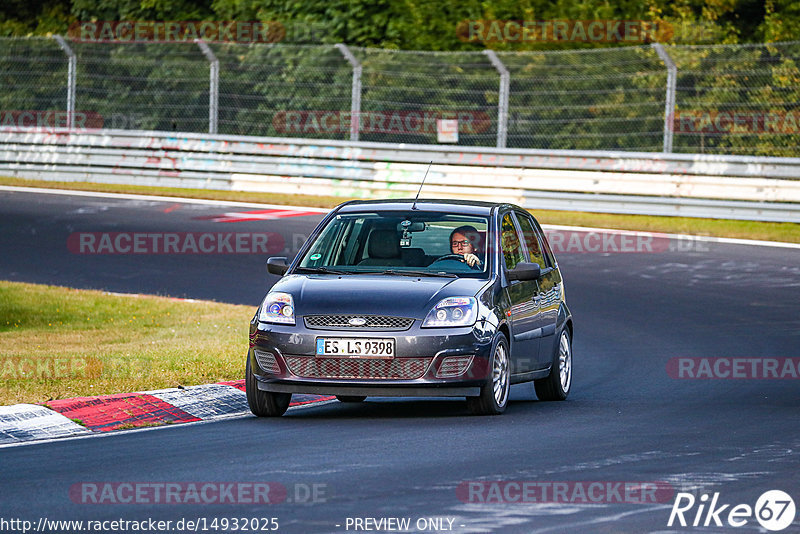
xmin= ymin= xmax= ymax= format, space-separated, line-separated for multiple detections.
xmin=1 ymin=128 xmax=799 ymax=222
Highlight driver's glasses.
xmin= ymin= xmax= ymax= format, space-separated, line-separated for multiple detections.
xmin=451 ymin=240 xmax=471 ymax=248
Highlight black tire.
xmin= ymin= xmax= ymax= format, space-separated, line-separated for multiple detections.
xmin=336 ymin=395 xmax=367 ymax=403
xmin=467 ymin=333 xmax=510 ymax=415
xmin=534 ymin=327 xmax=572 ymax=401
xmin=246 ymin=356 xmax=291 ymax=417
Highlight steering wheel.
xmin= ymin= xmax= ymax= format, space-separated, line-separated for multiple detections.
xmin=432 ymin=254 xmax=467 ymax=263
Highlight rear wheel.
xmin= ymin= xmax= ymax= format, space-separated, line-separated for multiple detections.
xmin=467 ymin=333 xmax=510 ymax=415
xmin=336 ymin=396 xmax=367 ymax=403
xmin=534 ymin=328 xmax=572 ymax=401
xmin=246 ymin=356 xmax=291 ymax=417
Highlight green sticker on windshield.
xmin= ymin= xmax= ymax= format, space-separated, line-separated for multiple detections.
xmin=310 ymin=253 xmax=322 ymax=260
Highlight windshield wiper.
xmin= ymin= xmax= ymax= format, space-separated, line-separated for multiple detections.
xmin=295 ymin=266 xmax=353 ymax=275
xmin=365 ymin=269 xmax=457 ymax=278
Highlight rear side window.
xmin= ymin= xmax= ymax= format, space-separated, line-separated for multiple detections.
xmin=531 ymin=217 xmax=557 ymax=267
xmin=516 ymin=212 xmax=548 ymax=269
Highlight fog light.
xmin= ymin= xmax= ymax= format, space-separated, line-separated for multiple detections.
xmin=436 ymin=355 xmax=474 ymax=378
xmin=254 ymin=350 xmax=280 ymax=374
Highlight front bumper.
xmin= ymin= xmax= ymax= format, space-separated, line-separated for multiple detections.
xmin=249 ymin=319 xmax=495 ymax=397
xmin=258 ymin=382 xmax=481 ymax=397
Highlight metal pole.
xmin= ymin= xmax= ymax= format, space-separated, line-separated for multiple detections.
xmin=53 ymin=35 xmax=76 ymax=130
xmin=335 ymin=44 xmax=362 ymax=142
xmin=196 ymin=40 xmax=219 ymax=135
xmin=483 ymin=50 xmax=509 ymax=149
xmin=653 ymin=43 xmax=677 ymax=153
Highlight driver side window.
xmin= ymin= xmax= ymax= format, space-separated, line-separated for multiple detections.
xmin=501 ymin=213 xmax=525 ymax=271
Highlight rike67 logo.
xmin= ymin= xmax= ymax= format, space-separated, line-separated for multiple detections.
xmin=668 ymin=490 xmax=796 ymax=531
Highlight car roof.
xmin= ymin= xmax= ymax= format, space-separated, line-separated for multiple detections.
xmin=334 ymin=198 xmax=518 ymax=216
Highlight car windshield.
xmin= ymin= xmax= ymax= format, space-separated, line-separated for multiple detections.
xmin=297 ymin=211 xmax=490 ymax=278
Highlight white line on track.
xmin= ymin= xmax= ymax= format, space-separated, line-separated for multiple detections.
xmin=0 ymin=185 xmax=330 ymax=213
xmin=527 ymin=504 xmax=674 ymax=534
xmin=543 ymin=224 xmax=800 ymax=250
xmin=1 ymin=185 xmax=798 ymax=250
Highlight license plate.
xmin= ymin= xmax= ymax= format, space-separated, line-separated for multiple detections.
xmin=315 ymin=338 xmax=395 ymax=359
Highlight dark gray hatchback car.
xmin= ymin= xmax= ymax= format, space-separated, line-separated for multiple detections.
xmin=247 ymin=199 xmax=573 ymax=416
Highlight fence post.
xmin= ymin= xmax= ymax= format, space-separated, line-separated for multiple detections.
xmin=652 ymin=43 xmax=677 ymax=153
xmin=53 ymin=36 xmax=76 ymax=130
xmin=483 ymin=50 xmax=509 ymax=149
xmin=335 ymin=44 xmax=362 ymax=142
xmin=196 ymin=40 xmax=219 ymax=135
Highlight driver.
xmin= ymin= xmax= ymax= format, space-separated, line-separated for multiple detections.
xmin=449 ymin=225 xmax=482 ymax=268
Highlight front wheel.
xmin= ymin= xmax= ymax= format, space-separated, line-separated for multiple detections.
xmin=467 ymin=333 xmax=510 ymax=415
xmin=246 ymin=356 xmax=291 ymax=417
xmin=534 ymin=328 xmax=572 ymax=401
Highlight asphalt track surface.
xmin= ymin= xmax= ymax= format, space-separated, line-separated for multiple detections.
xmin=0 ymin=189 xmax=798 ymax=533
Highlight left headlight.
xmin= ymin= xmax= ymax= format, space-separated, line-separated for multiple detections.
xmin=422 ymin=297 xmax=477 ymax=328
xmin=258 ymin=292 xmax=295 ymax=325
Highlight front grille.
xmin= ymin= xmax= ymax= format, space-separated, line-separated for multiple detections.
xmin=304 ymin=315 xmax=414 ymax=331
xmin=285 ymin=356 xmax=432 ymax=380
xmin=254 ymin=350 xmax=280 ymax=374
xmin=436 ymin=355 xmax=474 ymax=378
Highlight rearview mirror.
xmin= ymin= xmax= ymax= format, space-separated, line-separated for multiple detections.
xmin=508 ymin=262 xmax=541 ymax=281
xmin=397 ymin=221 xmax=426 ymax=232
xmin=267 ymin=257 xmax=288 ymax=276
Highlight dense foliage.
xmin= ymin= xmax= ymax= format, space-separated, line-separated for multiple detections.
xmin=1 ymin=1 xmax=797 ymax=156
xmin=1 ymin=0 xmax=796 ymax=47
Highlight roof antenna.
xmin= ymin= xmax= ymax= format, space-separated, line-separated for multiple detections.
xmin=411 ymin=160 xmax=433 ymax=210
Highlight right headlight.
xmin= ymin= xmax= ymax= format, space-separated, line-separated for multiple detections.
xmin=258 ymin=292 xmax=295 ymax=325
xmin=422 ymin=297 xmax=477 ymax=328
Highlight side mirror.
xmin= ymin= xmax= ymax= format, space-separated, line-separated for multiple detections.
xmin=267 ymin=257 xmax=288 ymax=276
xmin=508 ymin=262 xmax=541 ymax=281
